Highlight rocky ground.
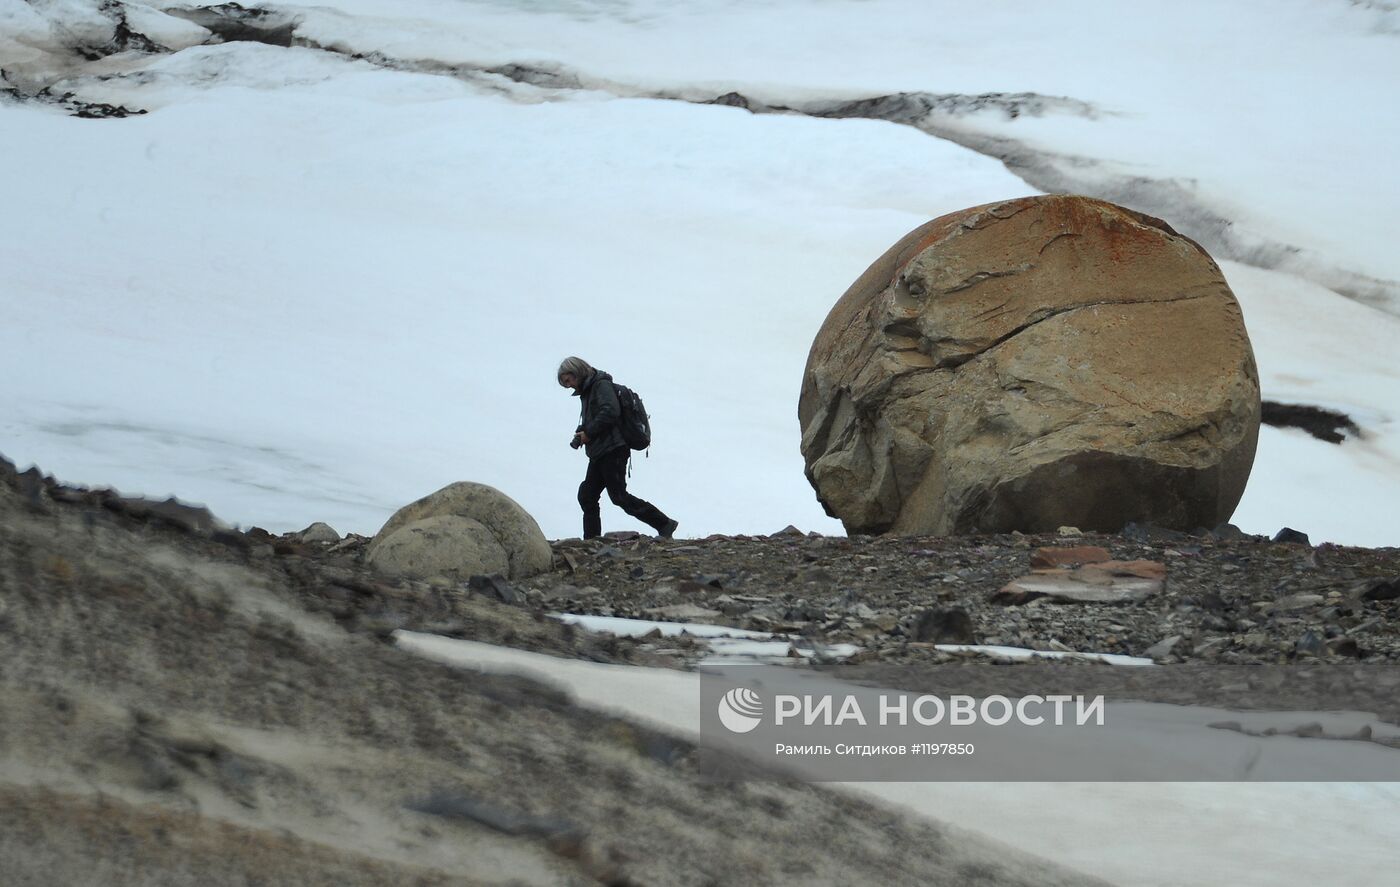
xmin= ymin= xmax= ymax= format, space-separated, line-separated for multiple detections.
xmin=4 ymin=454 xmax=1398 ymax=883
xmin=1 ymin=455 xmax=1112 ymax=887
xmin=519 ymin=524 xmax=1400 ymax=724
xmin=530 ymin=527 xmax=1398 ymax=666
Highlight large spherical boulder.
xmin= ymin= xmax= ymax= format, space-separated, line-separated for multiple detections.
xmin=367 ymin=482 xmax=552 ymax=581
xmin=799 ymin=195 xmax=1260 ymax=536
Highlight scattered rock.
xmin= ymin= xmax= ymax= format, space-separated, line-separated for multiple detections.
xmin=799 ymin=566 xmax=837 ymax=588
xmin=1121 ymin=522 xmax=1190 ymax=544
xmin=1197 ymin=592 xmax=1229 ymax=614
xmin=1029 ymin=546 xmax=1111 ymax=569
xmin=1210 ymin=523 xmax=1247 ymax=541
xmin=1328 ymin=637 xmax=1364 ymax=659
xmin=469 ymin=574 xmax=520 ymax=605
xmin=543 ymin=584 xmax=585 ymax=603
xmin=1269 ymin=593 xmax=1326 ymax=613
xmin=1294 ymin=630 xmax=1326 ymax=657
xmin=1272 ymin=527 xmax=1312 ymax=546
xmin=851 ymin=603 xmax=879 ymax=622
xmin=1142 ymin=635 xmax=1182 ymax=661
xmin=297 ymin=522 xmax=340 ymax=544
xmin=643 ymin=605 xmax=723 ymax=623
xmin=708 ymin=91 xmax=753 ymax=110
xmin=993 ymin=560 xmax=1166 ymax=605
xmin=1209 ymin=720 xmax=1384 ymax=744
xmin=911 ymin=608 xmax=976 ymax=644
xmin=1351 ymin=578 xmax=1399 ymax=602
xmin=1192 ymin=637 xmax=1231 ymax=657
xmin=327 ymin=533 xmax=369 ymax=554
xmin=106 ymin=494 xmax=221 ymax=534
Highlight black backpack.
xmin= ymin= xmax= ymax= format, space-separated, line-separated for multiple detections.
xmin=612 ymin=382 xmax=652 ymax=451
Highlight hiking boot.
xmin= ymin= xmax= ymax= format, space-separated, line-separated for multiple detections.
xmin=658 ymin=519 xmax=679 ymax=539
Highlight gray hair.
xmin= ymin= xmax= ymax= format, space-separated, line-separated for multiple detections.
xmin=557 ymin=356 xmax=593 ymax=385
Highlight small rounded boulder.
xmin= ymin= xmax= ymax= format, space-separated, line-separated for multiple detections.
xmin=367 ymin=482 xmax=552 ymax=581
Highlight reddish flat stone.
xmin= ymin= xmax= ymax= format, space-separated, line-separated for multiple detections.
xmin=1030 ymin=546 xmax=1112 ymax=568
xmin=1080 ymin=560 xmax=1168 ymax=581
xmin=992 ymin=559 xmax=1167 ymax=605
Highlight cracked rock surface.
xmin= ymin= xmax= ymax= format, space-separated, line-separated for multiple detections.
xmin=800 ymin=194 xmax=1261 ymax=536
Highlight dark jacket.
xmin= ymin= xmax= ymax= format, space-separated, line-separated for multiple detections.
xmin=574 ymin=370 xmax=627 ymax=459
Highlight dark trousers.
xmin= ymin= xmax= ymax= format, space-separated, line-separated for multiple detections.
xmin=578 ymin=448 xmax=670 ymax=539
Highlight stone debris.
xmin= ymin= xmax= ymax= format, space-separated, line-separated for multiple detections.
xmin=514 ymin=528 xmax=1400 ymax=672
xmin=297 ymin=521 xmax=340 ymax=544
xmin=1295 ymin=630 xmax=1327 ymax=657
xmin=1266 ymin=593 xmax=1326 ymax=613
xmin=993 ymin=560 xmax=1167 ymax=605
xmin=1142 ymin=635 xmax=1183 ymax=661
xmin=1272 ymin=527 xmax=1312 ymax=545
xmin=642 ymin=604 xmax=723 ymax=623
xmin=911 ymin=607 xmax=976 ymax=644
xmin=1352 ymin=577 xmax=1400 ymax=602
xmin=469 ymin=574 xmax=520 ymax=605
xmin=1029 ymin=546 xmax=1112 ymax=569
xmin=1208 ymin=720 xmax=1398 ymax=749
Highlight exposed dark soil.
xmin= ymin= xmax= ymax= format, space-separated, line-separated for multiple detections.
xmin=1261 ymin=400 xmax=1361 ymax=443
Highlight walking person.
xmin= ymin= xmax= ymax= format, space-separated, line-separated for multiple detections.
xmin=558 ymin=356 xmax=678 ymax=540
